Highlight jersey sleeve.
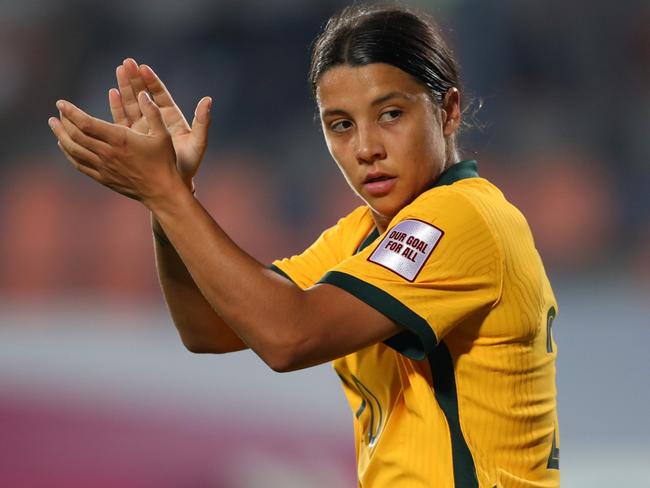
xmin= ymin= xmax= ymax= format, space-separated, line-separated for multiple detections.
xmin=270 ymin=206 xmax=372 ymax=290
xmin=318 ymin=190 xmax=503 ymax=360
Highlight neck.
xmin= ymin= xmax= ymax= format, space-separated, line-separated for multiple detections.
xmin=371 ymin=210 xmax=391 ymax=234
xmin=445 ymin=144 xmax=460 ymax=172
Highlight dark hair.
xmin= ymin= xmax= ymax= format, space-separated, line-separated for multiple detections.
xmin=309 ymin=3 xmax=461 ymax=108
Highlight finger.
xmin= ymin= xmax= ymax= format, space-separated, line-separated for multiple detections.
xmin=56 ymin=100 xmax=125 ymax=146
xmin=139 ymin=64 xmax=188 ymax=132
xmin=60 ymin=113 xmax=114 ymax=159
xmin=123 ymin=57 xmax=148 ymax=99
xmin=139 ymin=64 xmax=176 ymax=108
xmin=116 ymin=64 xmax=141 ymax=122
xmin=57 ymin=140 xmax=103 ymax=181
xmin=190 ymin=96 xmax=212 ymax=147
xmin=137 ymin=91 xmax=167 ymax=135
xmin=108 ymin=88 xmax=130 ymax=126
xmin=48 ymin=117 xmax=103 ymax=172
xmin=56 ymin=135 xmax=138 ymax=200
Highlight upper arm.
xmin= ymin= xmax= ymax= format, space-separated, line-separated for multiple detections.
xmin=265 ymin=209 xmax=400 ymax=371
xmin=273 ymin=281 xmax=403 ymax=371
xmin=271 ymin=206 xmax=371 ymax=289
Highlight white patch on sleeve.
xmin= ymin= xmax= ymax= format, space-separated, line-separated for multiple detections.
xmin=367 ymin=219 xmax=443 ymax=281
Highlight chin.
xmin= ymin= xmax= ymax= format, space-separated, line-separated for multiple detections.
xmin=365 ymin=196 xmax=405 ymax=222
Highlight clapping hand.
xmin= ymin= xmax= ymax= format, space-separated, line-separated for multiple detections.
xmin=49 ymin=58 xmax=212 ymax=204
xmin=110 ymin=58 xmax=212 ymax=188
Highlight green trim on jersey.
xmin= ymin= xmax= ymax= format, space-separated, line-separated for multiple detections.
xmin=269 ymin=264 xmax=295 ymax=284
xmin=428 ymin=343 xmax=479 ymax=488
xmin=433 ymin=160 xmax=479 ymax=188
xmin=357 ymin=227 xmax=380 ymax=254
xmin=318 ymin=271 xmax=437 ymax=360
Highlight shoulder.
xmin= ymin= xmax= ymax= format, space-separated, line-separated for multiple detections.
xmin=319 ymin=205 xmax=374 ymax=248
xmin=384 ymin=178 xmax=506 ymax=282
xmin=309 ymin=204 xmax=376 ymax=261
xmin=393 ymin=177 xmax=505 ymax=231
xmin=336 ymin=205 xmax=373 ymax=229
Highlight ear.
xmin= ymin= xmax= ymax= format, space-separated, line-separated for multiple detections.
xmin=441 ymin=88 xmax=461 ymax=137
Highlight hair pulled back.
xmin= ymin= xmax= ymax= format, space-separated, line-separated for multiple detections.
xmin=309 ymin=3 xmax=461 ymax=108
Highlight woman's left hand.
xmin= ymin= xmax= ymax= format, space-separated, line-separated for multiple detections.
xmin=49 ymin=91 xmax=184 ymax=207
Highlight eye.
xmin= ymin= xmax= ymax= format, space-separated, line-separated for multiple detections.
xmin=379 ymin=109 xmax=403 ymax=123
xmin=330 ymin=120 xmax=353 ymax=133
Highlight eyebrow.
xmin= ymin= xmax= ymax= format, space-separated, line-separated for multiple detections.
xmin=321 ymin=91 xmax=415 ymax=118
xmin=371 ymin=91 xmax=415 ymax=106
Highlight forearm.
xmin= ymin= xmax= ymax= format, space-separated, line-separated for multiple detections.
xmin=152 ymin=213 xmax=247 ymax=353
xmin=148 ymin=184 xmax=311 ymax=368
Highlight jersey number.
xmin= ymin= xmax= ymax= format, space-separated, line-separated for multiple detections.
xmin=546 ymin=307 xmax=556 ymax=353
xmin=352 ymin=375 xmax=384 ymax=447
xmin=546 ymin=307 xmax=559 ymax=469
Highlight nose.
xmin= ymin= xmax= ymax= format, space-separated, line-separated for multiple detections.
xmin=355 ymin=126 xmax=386 ymax=165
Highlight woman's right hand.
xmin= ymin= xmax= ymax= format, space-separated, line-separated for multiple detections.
xmin=109 ymin=58 xmax=212 ymax=188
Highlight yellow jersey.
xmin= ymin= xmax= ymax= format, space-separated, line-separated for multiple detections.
xmin=272 ymin=160 xmax=559 ymax=488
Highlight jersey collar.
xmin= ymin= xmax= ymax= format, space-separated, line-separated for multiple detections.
xmin=431 ymin=159 xmax=479 ymax=188
xmin=356 ymin=227 xmax=380 ymax=254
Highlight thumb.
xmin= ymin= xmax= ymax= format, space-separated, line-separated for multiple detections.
xmin=190 ymin=96 xmax=212 ymax=147
xmin=137 ymin=91 xmax=166 ymax=135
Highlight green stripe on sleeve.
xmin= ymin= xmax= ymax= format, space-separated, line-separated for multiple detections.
xmin=428 ymin=343 xmax=478 ymax=487
xmin=318 ymin=271 xmax=437 ymax=360
xmin=268 ymin=264 xmax=296 ymax=284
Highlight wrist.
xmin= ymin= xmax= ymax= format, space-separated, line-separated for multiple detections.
xmin=143 ymin=173 xmax=192 ymax=212
xmin=150 ymin=178 xmax=197 ymax=247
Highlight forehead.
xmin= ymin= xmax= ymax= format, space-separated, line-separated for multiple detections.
xmin=316 ymin=63 xmax=430 ymax=111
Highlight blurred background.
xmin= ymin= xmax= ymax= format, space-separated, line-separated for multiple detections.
xmin=1 ymin=0 xmax=648 ymax=486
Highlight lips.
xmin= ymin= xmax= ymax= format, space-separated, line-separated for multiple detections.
xmin=363 ymin=172 xmax=397 ymax=197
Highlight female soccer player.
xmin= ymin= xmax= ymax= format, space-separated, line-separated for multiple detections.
xmin=49 ymin=4 xmax=559 ymax=487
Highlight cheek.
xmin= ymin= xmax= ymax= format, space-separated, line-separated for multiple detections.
xmin=326 ymin=139 xmax=357 ymax=184
xmin=393 ymin=125 xmax=444 ymax=178
xmin=326 ymin=140 xmax=345 ymax=170
xmin=414 ymin=122 xmax=446 ymax=173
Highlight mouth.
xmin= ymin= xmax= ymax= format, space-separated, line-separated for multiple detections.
xmin=362 ymin=173 xmax=397 ymax=197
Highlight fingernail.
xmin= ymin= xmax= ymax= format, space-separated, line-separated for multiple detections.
xmin=56 ymin=100 xmax=64 ymax=110
xmin=48 ymin=117 xmax=55 ymax=129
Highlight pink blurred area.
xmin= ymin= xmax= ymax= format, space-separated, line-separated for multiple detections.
xmin=0 ymin=389 xmax=354 ymax=488
xmin=481 ymin=150 xmax=622 ymax=270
